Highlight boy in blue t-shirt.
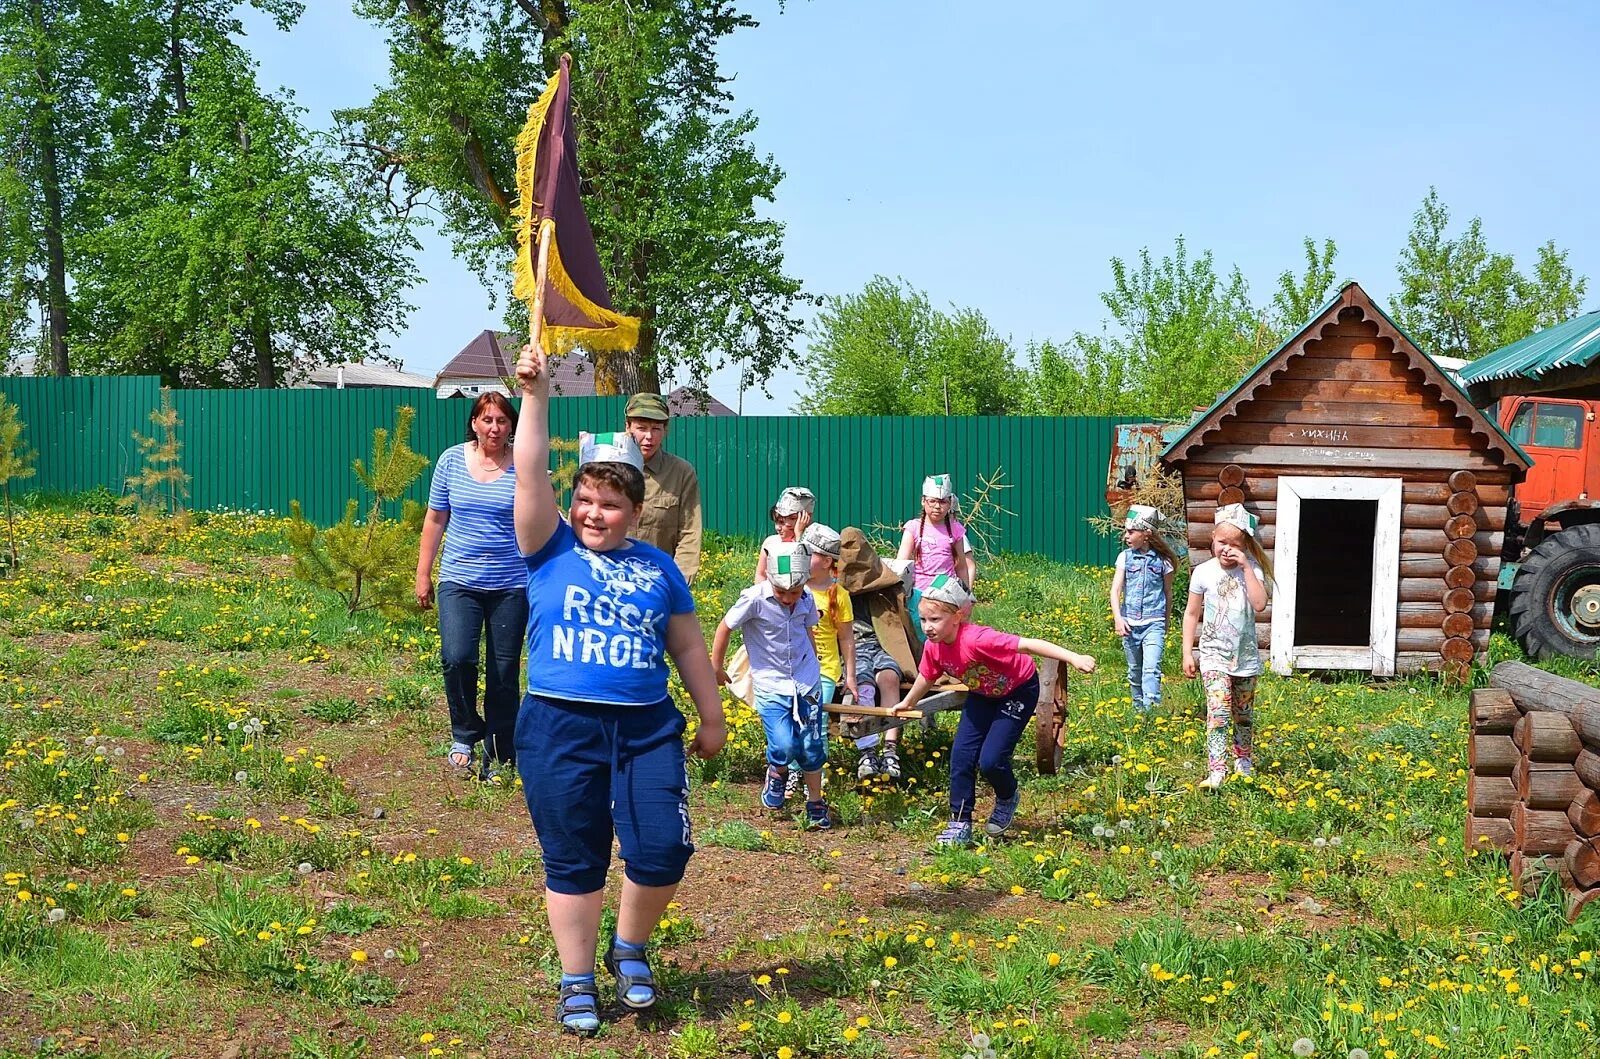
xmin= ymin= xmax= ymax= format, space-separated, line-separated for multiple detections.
xmin=510 ymin=345 xmax=726 ymax=1036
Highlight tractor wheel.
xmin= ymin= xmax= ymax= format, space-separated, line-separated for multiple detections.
xmin=1507 ymin=523 xmax=1600 ymax=660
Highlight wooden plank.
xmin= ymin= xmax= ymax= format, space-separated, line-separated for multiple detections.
xmin=1270 ymin=353 xmax=1422 ymax=384
xmin=1246 ymin=378 xmax=1438 ymax=405
xmin=1183 ymin=473 xmax=1511 ymax=502
xmin=1215 ymin=423 xmax=1480 ymax=450
xmin=824 ymin=703 xmax=926 ymax=720
xmin=1296 ymin=335 xmax=1400 ymax=359
xmin=1228 ymin=400 xmax=1465 ymax=428
xmin=1293 ymin=646 xmax=1372 ymax=669
xmin=1198 ymin=444 xmax=1509 ymax=472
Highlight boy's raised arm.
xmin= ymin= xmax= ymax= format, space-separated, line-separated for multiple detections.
xmin=513 ymin=344 xmax=559 ymax=556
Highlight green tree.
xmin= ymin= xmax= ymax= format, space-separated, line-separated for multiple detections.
xmin=287 ymin=406 xmax=429 ymax=615
xmin=69 ymin=6 xmax=415 ymax=387
xmin=797 ymin=276 xmax=1022 ymax=416
xmin=1270 ymin=237 xmax=1340 ymax=337
xmin=1392 ymin=188 xmax=1588 ymax=360
xmin=340 ymin=0 xmax=807 ymax=394
xmin=1020 ymin=237 xmax=1272 ymax=418
xmin=0 ymin=392 xmax=35 ymax=574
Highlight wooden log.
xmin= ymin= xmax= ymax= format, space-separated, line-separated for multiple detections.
xmin=1194 ymin=443 xmax=1509 ymax=473
xmin=1218 ymin=464 xmax=1245 ymax=488
xmin=1399 ymin=579 xmax=1496 ymax=604
xmin=1512 ymin=849 xmax=1574 ymax=894
xmin=1448 ymin=469 xmax=1477 ymax=493
xmin=1467 ymin=772 xmax=1517 ymax=818
xmin=1514 ymin=713 xmax=1582 ymax=762
xmin=1445 ymin=514 xmax=1478 ymax=540
xmin=1443 ymin=588 xmax=1476 ymax=614
xmin=1514 ymin=761 xmax=1584 ymax=810
xmin=1567 ymin=887 xmax=1600 ymax=923
xmin=1514 ymin=802 xmax=1578 ymax=855
xmin=1569 ymin=788 xmax=1600 ymax=838
xmin=1468 ymin=734 xmax=1518 ymax=776
xmin=1443 ymin=537 xmax=1478 ymax=567
xmin=1444 ymin=565 xmax=1476 ymax=590
xmin=1465 ymin=814 xmax=1515 ymax=853
xmin=1397 ymin=628 xmax=1488 ymax=653
xmin=1566 ymin=837 xmax=1600 ymax=890
xmin=1446 ymin=490 xmax=1480 ymax=517
xmin=1470 ymin=688 xmax=1519 ymax=734
xmin=1489 ymin=662 xmax=1600 ymax=747
xmin=1441 ymin=636 xmax=1476 ymax=664
xmin=1184 ymin=476 xmax=1511 ymax=506
xmin=1400 ymin=555 xmax=1501 ymax=581
xmin=1220 ymin=423 xmax=1481 ymax=449
xmin=1579 ymin=750 xmax=1600 ymax=790
xmin=1218 ymin=487 xmax=1245 ymax=506
xmin=1442 ymin=612 xmax=1475 ymax=639
xmin=1396 ymin=602 xmax=1492 ymax=629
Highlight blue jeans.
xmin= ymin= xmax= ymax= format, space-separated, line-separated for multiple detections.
xmin=438 ymin=581 xmax=528 ymax=764
xmin=757 ymin=691 xmax=828 ymax=774
xmin=948 ymin=675 xmax=1039 ymax=822
xmin=1121 ymin=622 xmax=1166 ymax=713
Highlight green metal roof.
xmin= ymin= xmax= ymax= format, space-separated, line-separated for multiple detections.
xmin=1161 ymin=282 xmax=1531 ymax=468
xmin=1457 ymin=309 xmax=1600 ymax=386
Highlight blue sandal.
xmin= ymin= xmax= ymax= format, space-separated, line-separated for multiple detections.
xmin=604 ymin=937 xmax=658 ymax=1010
xmin=556 ymin=980 xmax=601 ymax=1034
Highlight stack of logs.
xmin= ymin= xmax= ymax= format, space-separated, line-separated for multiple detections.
xmin=1466 ymin=661 xmax=1600 ymax=920
xmin=1439 ymin=471 xmax=1481 ymax=684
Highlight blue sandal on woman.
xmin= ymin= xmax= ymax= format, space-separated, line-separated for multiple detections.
xmin=556 ymin=979 xmax=601 ymax=1034
xmin=604 ymin=936 xmax=658 ymax=1009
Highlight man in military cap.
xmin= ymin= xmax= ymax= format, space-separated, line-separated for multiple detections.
xmin=625 ymin=393 xmax=703 ymax=583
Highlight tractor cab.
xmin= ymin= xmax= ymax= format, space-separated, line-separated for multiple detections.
xmin=1462 ymin=310 xmax=1600 ymax=659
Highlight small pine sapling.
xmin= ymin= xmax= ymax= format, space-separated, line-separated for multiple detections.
xmin=287 ymin=406 xmax=431 ymax=615
xmin=121 ymin=389 xmax=192 ymax=551
xmin=0 ymin=394 xmax=36 ymax=576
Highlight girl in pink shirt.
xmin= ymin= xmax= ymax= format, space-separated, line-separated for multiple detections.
xmin=896 ymin=473 xmax=976 ymax=638
xmin=895 ymin=575 xmax=1096 ymax=846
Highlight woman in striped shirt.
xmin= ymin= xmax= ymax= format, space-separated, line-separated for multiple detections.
xmin=416 ymin=393 xmax=528 ymax=780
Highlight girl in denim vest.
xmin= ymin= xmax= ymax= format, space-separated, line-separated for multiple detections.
xmin=1109 ymin=505 xmax=1178 ymax=715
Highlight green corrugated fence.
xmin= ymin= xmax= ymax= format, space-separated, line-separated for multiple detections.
xmin=2 ymin=376 xmax=1134 ymax=565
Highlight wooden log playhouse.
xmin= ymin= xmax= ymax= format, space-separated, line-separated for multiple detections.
xmin=1466 ymin=661 xmax=1600 ymax=920
xmin=1162 ymin=282 xmax=1530 ymax=681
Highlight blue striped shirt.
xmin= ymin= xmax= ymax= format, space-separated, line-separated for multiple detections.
xmin=427 ymin=443 xmax=527 ymax=591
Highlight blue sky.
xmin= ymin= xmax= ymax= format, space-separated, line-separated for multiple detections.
xmin=240 ymin=1 xmax=1600 ymax=413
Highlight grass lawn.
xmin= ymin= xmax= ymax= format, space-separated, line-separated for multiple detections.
xmin=2 ymin=502 xmax=1598 ymax=1059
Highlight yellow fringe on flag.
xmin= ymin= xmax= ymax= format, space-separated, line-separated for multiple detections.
xmin=512 ymin=72 xmax=640 ymax=356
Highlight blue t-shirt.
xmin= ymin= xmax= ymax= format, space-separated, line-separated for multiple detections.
xmin=524 ymin=520 xmax=696 ymax=706
xmin=426 ymin=443 xmax=526 ymax=591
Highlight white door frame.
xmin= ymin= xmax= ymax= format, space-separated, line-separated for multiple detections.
xmin=1270 ymin=475 xmax=1401 ymax=677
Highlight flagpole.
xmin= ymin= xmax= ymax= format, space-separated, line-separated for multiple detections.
xmin=528 ymin=217 xmax=555 ymax=357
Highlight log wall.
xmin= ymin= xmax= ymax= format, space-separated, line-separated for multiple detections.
xmin=1467 ymin=671 xmax=1600 ymax=921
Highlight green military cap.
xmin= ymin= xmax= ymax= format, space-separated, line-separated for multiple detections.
xmin=624 ymin=393 xmax=671 ymax=421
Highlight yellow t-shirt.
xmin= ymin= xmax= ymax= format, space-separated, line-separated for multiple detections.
xmin=806 ymin=581 xmax=854 ymax=682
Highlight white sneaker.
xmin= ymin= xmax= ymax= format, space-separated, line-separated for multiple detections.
xmin=1197 ymin=769 xmax=1227 ymax=791
xmin=1233 ymin=757 xmax=1255 ymax=779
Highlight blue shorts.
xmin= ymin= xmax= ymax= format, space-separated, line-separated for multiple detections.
xmin=514 ymin=693 xmax=694 ymax=895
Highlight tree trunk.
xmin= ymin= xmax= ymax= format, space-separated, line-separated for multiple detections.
xmin=32 ymin=0 xmax=69 ymax=376
xmin=1490 ymin=661 xmax=1600 ymax=747
xmin=250 ymin=290 xmax=275 ymax=387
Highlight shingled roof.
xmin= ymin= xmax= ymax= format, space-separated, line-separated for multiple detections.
xmin=434 ymin=330 xmax=597 ymax=395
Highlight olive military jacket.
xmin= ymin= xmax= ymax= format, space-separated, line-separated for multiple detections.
xmin=635 ymin=449 xmax=703 ymax=584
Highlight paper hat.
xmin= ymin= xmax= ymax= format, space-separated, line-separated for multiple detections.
xmin=801 ymin=522 xmax=841 ymax=557
xmin=768 ymin=540 xmax=812 ymax=590
xmin=1125 ymin=505 xmax=1164 ymax=532
xmin=922 ymin=473 xmax=956 ymax=500
xmin=578 ymin=431 xmax=644 ymax=472
xmin=773 ymin=486 xmax=817 ymax=517
xmin=921 ymin=573 xmax=974 ymax=610
xmin=1214 ymin=503 xmax=1259 ymax=538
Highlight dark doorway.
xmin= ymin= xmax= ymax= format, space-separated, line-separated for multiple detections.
xmin=1294 ymin=499 xmax=1378 ymax=646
